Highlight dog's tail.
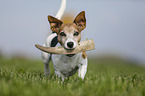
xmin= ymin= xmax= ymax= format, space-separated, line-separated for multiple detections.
xmin=55 ymin=0 xmax=66 ymax=20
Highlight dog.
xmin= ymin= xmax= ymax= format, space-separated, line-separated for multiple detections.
xmin=41 ymin=0 xmax=87 ymax=80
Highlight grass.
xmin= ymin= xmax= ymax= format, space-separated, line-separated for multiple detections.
xmin=0 ymin=57 xmax=145 ymax=96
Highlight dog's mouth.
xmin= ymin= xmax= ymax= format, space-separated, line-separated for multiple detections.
xmin=64 ymin=47 xmax=75 ymax=50
xmin=63 ymin=46 xmax=76 ymax=57
xmin=63 ymin=44 xmax=76 ymax=50
xmin=66 ymin=54 xmax=75 ymax=57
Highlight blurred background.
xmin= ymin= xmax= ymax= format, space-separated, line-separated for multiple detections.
xmin=0 ymin=0 xmax=145 ymax=65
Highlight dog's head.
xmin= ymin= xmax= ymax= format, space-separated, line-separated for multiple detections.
xmin=48 ymin=11 xmax=86 ymax=50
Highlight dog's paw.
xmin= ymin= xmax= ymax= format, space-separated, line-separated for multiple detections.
xmin=44 ymin=72 xmax=50 ymax=76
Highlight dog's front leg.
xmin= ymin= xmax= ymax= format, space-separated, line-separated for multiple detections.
xmin=55 ymin=70 xmax=65 ymax=81
xmin=78 ymin=58 xmax=88 ymax=80
xmin=42 ymin=51 xmax=51 ymax=76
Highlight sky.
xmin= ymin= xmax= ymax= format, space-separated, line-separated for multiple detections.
xmin=0 ymin=0 xmax=145 ymax=63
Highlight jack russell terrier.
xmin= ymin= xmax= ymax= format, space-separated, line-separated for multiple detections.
xmin=41 ymin=0 xmax=87 ymax=80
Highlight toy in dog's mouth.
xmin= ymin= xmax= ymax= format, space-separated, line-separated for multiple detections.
xmin=35 ymin=39 xmax=95 ymax=54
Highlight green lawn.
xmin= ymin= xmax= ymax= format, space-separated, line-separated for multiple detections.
xmin=0 ymin=57 xmax=145 ymax=96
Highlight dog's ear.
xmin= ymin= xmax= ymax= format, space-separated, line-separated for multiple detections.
xmin=48 ymin=15 xmax=63 ymax=33
xmin=73 ymin=11 xmax=86 ymax=31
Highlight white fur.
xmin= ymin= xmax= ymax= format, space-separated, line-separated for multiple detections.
xmin=41 ymin=33 xmax=57 ymax=75
xmin=51 ymin=53 xmax=87 ymax=80
xmin=42 ymin=34 xmax=88 ymax=80
xmin=41 ymin=0 xmax=87 ymax=80
xmin=64 ymin=38 xmax=77 ymax=49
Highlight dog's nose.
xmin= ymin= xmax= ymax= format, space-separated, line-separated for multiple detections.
xmin=67 ymin=42 xmax=74 ymax=48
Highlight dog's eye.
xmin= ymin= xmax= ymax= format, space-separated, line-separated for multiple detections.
xmin=73 ymin=31 xmax=79 ymax=36
xmin=59 ymin=32 xmax=66 ymax=36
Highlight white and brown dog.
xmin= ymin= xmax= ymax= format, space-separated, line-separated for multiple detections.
xmin=42 ymin=0 xmax=87 ymax=80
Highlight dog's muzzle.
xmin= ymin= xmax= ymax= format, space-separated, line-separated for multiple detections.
xmin=65 ymin=42 xmax=75 ymax=57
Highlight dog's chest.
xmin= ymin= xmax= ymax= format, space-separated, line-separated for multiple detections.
xmin=51 ymin=54 xmax=81 ymax=76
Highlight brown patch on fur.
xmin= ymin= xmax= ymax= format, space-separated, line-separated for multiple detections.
xmin=82 ymin=52 xmax=87 ymax=59
xmin=48 ymin=15 xmax=63 ymax=33
xmin=73 ymin=11 xmax=86 ymax=31
xmin=57 ymin=36 xmax=63 ymax=45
